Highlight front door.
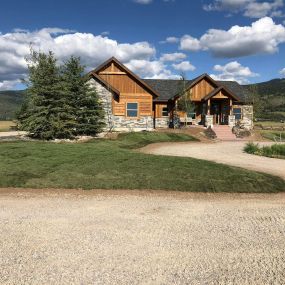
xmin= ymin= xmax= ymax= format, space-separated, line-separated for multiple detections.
xmin=210 ymin=101 xmax=229 ymax=125
xmin=211 ymin=102 xmax=221 ymax=124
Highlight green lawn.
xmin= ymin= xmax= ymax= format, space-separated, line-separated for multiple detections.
xmin=0 ymin=132 xmax=284 ymax=192
xmin=260 ymin=130 xmax=285 ymax=142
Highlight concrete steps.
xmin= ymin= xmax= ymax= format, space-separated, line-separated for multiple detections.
xmin=213 ymin=125 xmax=240 ymax=141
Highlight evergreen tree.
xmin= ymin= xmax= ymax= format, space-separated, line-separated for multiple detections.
xmin=18 ymin=50 xmax=75 ymax=139
xmin=61 ymin=56 xmax=105 ymax=136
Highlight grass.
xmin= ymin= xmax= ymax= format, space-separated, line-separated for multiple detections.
xmin=0 ymin=121 xmax=16 ymax=132
xmin=244 ymin=142 xmax=285 ymax=159
xmin=0 ymin=132 xmax=284 ymax=192
xmin=260 ymin=130 xmax=285 ymax=142
xmin=255 ymin=121 xmax=285 ymax=128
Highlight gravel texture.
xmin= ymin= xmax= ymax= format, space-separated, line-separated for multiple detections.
xmin=141 ymin=141 xmax=285 ymax=180
xmin=1 ymin=189 xmax=285 ymax=284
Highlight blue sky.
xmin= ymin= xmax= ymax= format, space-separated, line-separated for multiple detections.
xmin=1 ymin=0 xmax=285 ymax=90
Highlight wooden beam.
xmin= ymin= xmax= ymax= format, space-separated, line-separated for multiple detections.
xmin=99 ymin=71 xmax=127 ymax=75
xmin=207 ymin=99 xmax=211 ymax=115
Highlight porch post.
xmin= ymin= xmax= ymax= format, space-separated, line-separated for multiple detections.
xmin=228 ymin=98 xmax=235 ymax=127
xmin=205 ymin=99 xmax=213 ymax=128
xmin=207 ymin=99 xmax=210 ymax=115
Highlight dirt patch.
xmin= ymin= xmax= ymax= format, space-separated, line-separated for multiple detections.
xmin=1 ymin=189 xmax=285 ymax=284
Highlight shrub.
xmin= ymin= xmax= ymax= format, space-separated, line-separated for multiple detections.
xmin=244 ymin=142 xmax=260 ymax=154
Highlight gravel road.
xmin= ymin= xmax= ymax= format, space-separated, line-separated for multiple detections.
xmin=1 ymin=189 xmax=285 ymax=284
xmin=142 ymin=141 xmax=285 ymax=180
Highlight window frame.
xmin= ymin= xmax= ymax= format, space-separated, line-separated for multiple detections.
xmin=162 ymin=107 xmax=169 ymax=117
xmin=126 ymin=102 xmax=139 ymax=118
xmin=233 ymin=107 xmax=242 ymax=120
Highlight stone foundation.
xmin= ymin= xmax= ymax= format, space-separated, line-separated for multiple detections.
xmin=205 ymin=115 xmax=214 ymax=128
xmin=112 ymin=116 xmax=153 ymax=131
xmin=155 ymin=118 xmax=169 ymax=128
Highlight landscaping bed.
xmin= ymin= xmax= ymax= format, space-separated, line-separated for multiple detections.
xmin=244 ymin=142 xmax=285 ymax=159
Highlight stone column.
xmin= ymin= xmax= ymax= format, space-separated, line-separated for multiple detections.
xmin=228 ymin=115 xmax=236 ymax=127
xmin=205 ymin=115 xmax=214 ymax=128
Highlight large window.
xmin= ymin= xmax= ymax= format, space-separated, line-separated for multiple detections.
xmin=162 ymin=107 xmax=168 ymax=117
xmin=126 ymin=103 xmax=138 ymax=117
xmin=233 ymin=108 xmax=242 ymax=120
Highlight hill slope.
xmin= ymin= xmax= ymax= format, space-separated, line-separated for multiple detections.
xmin=0 ymin=90 xmax=25 ymax=120
xmin=244 ymin=78 xmax=285 ymax=113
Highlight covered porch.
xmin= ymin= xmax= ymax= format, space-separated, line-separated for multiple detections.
xmin=196 ymin=86 xmax=240 ymax=127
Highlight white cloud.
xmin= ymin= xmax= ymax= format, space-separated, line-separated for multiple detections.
xmin=203 ymin=0 xmax=284 ymax=18
xmin=133 ymin=0 xmax=153 ymax=4
xmin=0 ymin=27 xmax=169 ymax=89
xmin=160 ymin=52 xmax=186 ymax=62
xmin=211 ymin=61 xmax=259 ymax=84
xmin=126 ymin=59 xmax=179 ymax=79
xmin=280 ymin=67 xmax=285 ymax=77
xmin=183 ymin=17 xmax=285 ymax=58
xmin=172 ymin=61 xmax=196 ymax=72
xmin=0 ymin=79 xmax=21 ymax=91
xmin=179 ymin=35 xmax=202 ymax=51
xmin=160 ymin=36 xmax=179 ymax=44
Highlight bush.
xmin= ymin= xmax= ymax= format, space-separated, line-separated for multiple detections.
xmin=244 ymin=142 xmax=260 ymax=154
xmin=244 ymin=142 xmax=285 ymax=159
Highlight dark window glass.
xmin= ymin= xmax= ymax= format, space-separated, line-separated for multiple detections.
xmin=162 ymin=107 xmax=168 ymax=117
xmin=127 ymin=110 xmax=138 ymax=117
xmin=233 ymin=108 xmax=242 ymax=120
xmin=127 ymin=103 xmax=138 ymax=110
xmin=127 ymin=103 xmax=138 ymax=117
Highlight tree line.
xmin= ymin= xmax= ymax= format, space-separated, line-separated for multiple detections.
xmin=17 ymin=50 xmax=105 ymax=140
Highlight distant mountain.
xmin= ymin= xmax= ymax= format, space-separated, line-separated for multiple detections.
xmin=244 ymin=78 xmax=285 ymax=97
xmin=244 ymin=78 xmax=285 ymax=120
xmin=0 ymin=90 xmax=25 ymax=120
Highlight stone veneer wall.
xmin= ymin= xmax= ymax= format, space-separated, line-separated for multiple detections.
xmin=241 ymin=105 xmax=254 ymax=130
xmin=233 ymin=104 xmax=253 ymax=130
xmin=88 ymin=78 xmax=154 ymax=132
xmin=155 ymin=118 xmax=169 ymax=128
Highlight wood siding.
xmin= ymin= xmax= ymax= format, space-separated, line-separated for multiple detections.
xmin=190 ymin=78 xmax=216 ymax=102
xmin=97 ymin=62 xmax=153 ymax=117
xmin=155 ymin=103 xmax=168 ymax=118
xmin=212 ymin=90 xmax=228 ymax=99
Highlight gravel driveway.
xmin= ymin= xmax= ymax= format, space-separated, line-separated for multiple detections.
xmin=1 ymin=189 xmax=285 ymax=284
xmin=142 ymin=141 xmax=285 ymax=180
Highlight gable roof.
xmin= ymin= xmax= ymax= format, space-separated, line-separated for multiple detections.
xmin=142 ymin=79 xmax=193 ymax=102
xmin=89 ymin=57 xmax=250 ymax=103
xmin=146 ymin=74 xmax=249 ymax=103
xmin=91 ymin=57 xmax=159 ymax=98
xmin=217 ymin=81 xmax=251 ymax=102
xmin=202 ymin=86 xmax=240 ymax=101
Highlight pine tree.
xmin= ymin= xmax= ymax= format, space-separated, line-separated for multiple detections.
xmin=61 ymin=56 xmax=105 ymax=136
xmin=17 ymin=50 xmax=75 ymax=140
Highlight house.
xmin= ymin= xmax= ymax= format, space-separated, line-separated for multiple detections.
xmin=88 ymin=57 xmax=253 ymax=131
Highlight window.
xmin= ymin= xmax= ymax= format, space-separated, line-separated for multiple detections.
xmin=162 ymin=107 xmax=168 ymax=117
xmin=126 ymin=103 xmax=138 ymax=117
xmin=233 ymin=108 xmax=242 ymax=120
